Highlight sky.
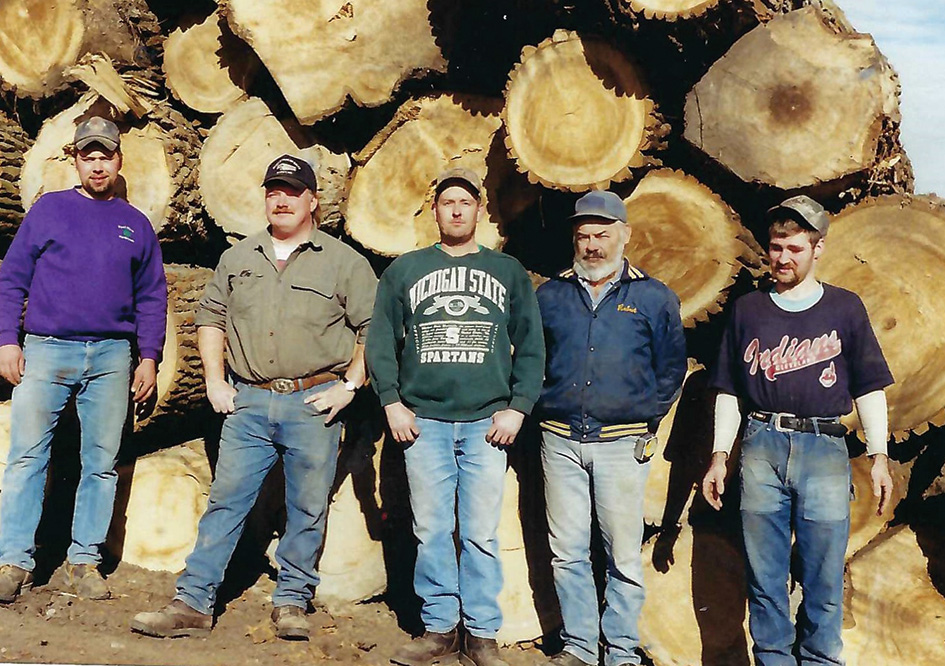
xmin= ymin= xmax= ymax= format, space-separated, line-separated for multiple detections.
xmin=839 ymin=0 xmax=945 ymax=195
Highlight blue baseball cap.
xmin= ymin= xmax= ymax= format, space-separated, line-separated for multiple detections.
xmin=570 ymin=190 xmax=627 ymax=224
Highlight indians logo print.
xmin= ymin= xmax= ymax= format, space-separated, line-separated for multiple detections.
xmin=743 ymin=331 xmax=842 ymax=382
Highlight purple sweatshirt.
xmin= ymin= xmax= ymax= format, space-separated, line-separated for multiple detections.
xmin=0 ymin=188 xmax=168 ymax=361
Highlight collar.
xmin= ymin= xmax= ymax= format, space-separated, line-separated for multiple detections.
xmin=557 ymin=259 xmax=646 ymax=283
xmin=251 ymin=226 xmax=324 ymax=253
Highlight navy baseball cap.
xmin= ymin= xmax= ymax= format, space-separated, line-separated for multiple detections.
xmin=262 ymin=154 xmax=317 ymax=191
xmin=570 ymin=190 xmax=627 ymax=224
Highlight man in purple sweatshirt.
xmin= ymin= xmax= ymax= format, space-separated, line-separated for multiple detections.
xmin=0 ymin=116 xmax=167 ymax=603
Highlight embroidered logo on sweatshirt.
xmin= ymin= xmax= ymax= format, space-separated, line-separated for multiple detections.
xmin=617 ymin=304 xmax=638 ymax=313
xmin=118 ymin=225 xmax=135 ymax=243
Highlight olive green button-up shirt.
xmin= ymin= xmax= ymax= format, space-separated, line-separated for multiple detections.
xmin=196 ymin=227 xmax=377 ymax=382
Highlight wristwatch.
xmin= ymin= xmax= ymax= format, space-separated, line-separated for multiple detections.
xmin=343 ymin=379 xmax=358 ymax=392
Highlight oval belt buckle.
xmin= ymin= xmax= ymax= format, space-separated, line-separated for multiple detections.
xmin=271 ymin=378 xmax=294 ymax=394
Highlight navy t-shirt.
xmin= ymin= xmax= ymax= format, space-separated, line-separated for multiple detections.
xmin=710 ymin=284 xmax=893 ymax=417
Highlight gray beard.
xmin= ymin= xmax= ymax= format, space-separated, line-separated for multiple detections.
xmin=573 ymin=255 xmax=624 ymax=283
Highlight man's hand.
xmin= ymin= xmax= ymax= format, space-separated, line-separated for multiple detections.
xmin=305 ymin=382 xmax=356 ymax=424
xmin=0 ymin=344 xmax=24 ymax=386
xmin=870 ymin=453 xmax=894 ymax=516
xmin=385 ymin=401 xmax=420 ymax=443
xmin=486 ymin=409 xmax=525 ymax=447
xmin=206 ymin=377 xmax=237 ymax=414
xmin=131 ymin=358 xmax=157 ymax=403
xmin=702 ymin=451 xmax=729 ymax=511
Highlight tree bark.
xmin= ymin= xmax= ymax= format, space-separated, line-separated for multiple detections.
xmin=0 ymin=113 xmax=30 ymax=244
xmin=134 ymin=264 xmax=214 ymax=433
xmin=345 ymin=94 xmax=536 ymax=257
xmin=503 ymin=29 xmax=663 ymax=192
xmin=222 ymin=0 xmax=447 ymax=124
xmin=623 ymin=169 xmax=763 ymax=327
xmin=684 ymin=6 xmax=903 ymax=190
xmin=818 ymin=196 xmax=945 ymax=441
xmin=199 ymin=97 xmax=350 ymax=238
xmin=163 ymin=10 xmax=258 ymax=116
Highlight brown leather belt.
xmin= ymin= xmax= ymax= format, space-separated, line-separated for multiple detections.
xmin=250 ymin=371 xmax=340 ymax=394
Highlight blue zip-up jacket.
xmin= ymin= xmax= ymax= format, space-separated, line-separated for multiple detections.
xmin=535 ymin=261 xmax=687 ymax=442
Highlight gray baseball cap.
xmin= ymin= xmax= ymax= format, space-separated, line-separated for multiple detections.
xmin=74 ymin=116 xmax=120 ymax=151
xmin=767 ymin=195 xmax=829 ymax=236
xmin=435 ymin=167 xmax=482 ymax=199
xmin=570 ymin=190 xmax=627 ymax=224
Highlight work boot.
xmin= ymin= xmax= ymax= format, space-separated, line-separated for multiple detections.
xmin=544 ymin=651 xmax=591 ymax=666
xmin=131 ymin=599 xmax=212 ymax=638
xmin=271 ymin=605 xmax=310 ymax=641
xmin=0 ymin=564 xmax=33 ymax=603
xmin=460 ymin=634 xmax=508 ymax=666
xmin=391 ymin=628 xmax=460 ymax=666
xmin=65 ymin=563 xmax=110 ymax=600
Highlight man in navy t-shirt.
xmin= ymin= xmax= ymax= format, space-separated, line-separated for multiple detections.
xmin=702 ymin=195 xmax=893 ymax=666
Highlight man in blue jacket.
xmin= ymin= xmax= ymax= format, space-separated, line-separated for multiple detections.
xmin=536 ymin=191 xmax=686 ymax=666
xmin=0 ymin=116 xmax=167 ymax=603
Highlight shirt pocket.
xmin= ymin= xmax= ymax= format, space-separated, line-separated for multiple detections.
xmin=228 ymin=271 xmax=266 ymax=316
xmin=288 ymin=273 xmax=342 ymax=330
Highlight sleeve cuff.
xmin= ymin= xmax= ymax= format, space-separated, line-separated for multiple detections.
xmin=377 ymin=388 xmax=401 ymax=407
xmin=195 ymin=309 xmax=226 ymax=330
xmin=139 ymin=348 xmax=162 ymax=362
xmin=0 ymin=331 xmax=20 ymax=347
xmin=509 ymin=396 xmax=535 ymax=415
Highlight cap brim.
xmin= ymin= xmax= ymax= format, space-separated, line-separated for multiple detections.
xmin=767 ymin=205 xmax=821 ymax=232
xmin=263 ymin=175 xmax=313 ymax=191
xmin=435 ymin=178 xmax=480 ymax=197
xmin=569 ymin=211 xmax=624 ymax=223
xmin=75 ymin=137 xmax=119 ymax=151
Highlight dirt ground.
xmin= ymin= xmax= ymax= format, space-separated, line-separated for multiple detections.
xmin=0 ymin=562 xmax=552 ymax=666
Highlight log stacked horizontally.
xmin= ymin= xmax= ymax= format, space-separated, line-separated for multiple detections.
xmin=0 ymin=0 xmax=942 ymax=662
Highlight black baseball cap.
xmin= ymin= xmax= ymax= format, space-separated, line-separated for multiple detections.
xmin=262 ymin=154 xmax=317 ymax=191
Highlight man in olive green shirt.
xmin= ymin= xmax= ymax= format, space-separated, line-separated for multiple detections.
xmin=132 ymin=155 xmax=377 ymax=641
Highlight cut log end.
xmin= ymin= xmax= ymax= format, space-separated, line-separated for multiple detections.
xmin=223 ymin=0 xmax=446 ymax=124
xmin=616 ymin=0 xmax=724 ymax=21
xmin=818 ymin=195 xmax=945 ymax=439
xmin=503 ymin=29 xmax=660 ymax=192
xmin=199 ymin=97 xmax=350 ymax=238
xmin=344 ymin=95 xmax=514 ymax=257
xmin=164 ymin=11 xmax=258 ymax=115
xmin=683 ymin=6 xmax=902 ymax=189
xmin=623 ymin=169 xmax=761 ymax=327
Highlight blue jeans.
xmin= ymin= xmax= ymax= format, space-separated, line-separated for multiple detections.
xmin=0 ymin=335 xmax=132 ymax=570
xmin=541 ymin=431 xmax=649 ymax=666
xmin=175 ymin=382 xmax=341 ymax=614
xmin=402 ymin=416 xmax=507 ymax=638
xmin=739 ymin=417 xmax=851 ymax=666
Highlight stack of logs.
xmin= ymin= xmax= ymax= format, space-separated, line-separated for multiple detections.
xmin=0 ymin=0 xmax=943 ymax=662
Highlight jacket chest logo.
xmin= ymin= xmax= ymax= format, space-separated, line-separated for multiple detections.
xmin=617 ymin=303 xmax=637 ymax=313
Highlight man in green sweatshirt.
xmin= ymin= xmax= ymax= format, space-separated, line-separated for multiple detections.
xmin=367 ymin=168 xmax=544 ymax=666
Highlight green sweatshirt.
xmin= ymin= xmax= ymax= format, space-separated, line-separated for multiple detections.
xmin=366 ymin=245 xmax=545 ymax=422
